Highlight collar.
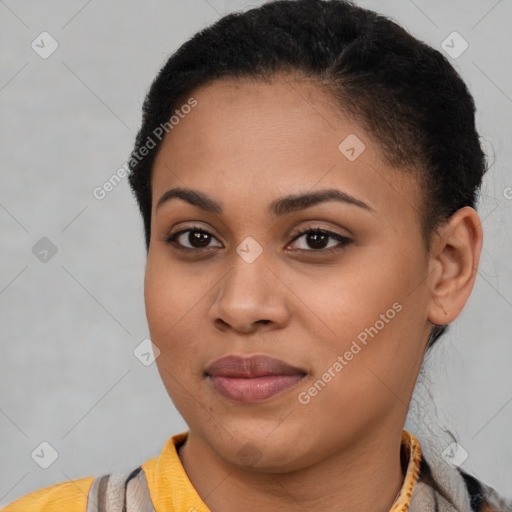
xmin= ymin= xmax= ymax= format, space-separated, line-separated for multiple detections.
xmin=141 ymin=429 xmax=422 ymax=512
xmin=392 ymin=430 xmax=423 ymax=511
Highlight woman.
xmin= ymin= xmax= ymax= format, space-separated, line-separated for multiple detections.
xmin=3 ymin=0 xmax=510 ymax=510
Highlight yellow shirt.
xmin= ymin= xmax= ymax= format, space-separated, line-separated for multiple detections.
xmin=2 ymin=429 xmax=422 ymax=511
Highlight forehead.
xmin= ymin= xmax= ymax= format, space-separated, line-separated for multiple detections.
xmin=151 ymin=73 xmax=422 ymax=222
xmin=167 ymin=72 xmax=348 ymax=148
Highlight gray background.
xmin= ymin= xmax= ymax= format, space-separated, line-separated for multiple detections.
xmin=1 ymin=0 xmax=511 ymax=506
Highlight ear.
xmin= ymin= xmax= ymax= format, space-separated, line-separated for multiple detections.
xmin=427 ymin=206 xmax=483 ymax=326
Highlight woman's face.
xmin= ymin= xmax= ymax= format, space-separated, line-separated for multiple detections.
xmin=145 ymin=73 xmax=434 ymax=471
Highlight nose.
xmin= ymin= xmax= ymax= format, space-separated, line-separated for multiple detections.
xmin=209 ymin=253 xmax=290 ymax=334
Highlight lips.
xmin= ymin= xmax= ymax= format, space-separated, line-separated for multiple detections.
xmin=205 ymin=355 xmax=306 ymax=378
xmin=205 ymin=355 xmax=307 ymax=403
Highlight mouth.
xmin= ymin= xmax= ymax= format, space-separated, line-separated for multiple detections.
xmin=204 ymin=354 xmax=307 ymax=403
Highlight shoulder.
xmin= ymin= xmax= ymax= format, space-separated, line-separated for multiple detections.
xmin=2 ymin=434 xmax=185 ymax=512
xmin=417 ymin=455 xmax=512 ymax=512
xmin=2 ymin=475 xmax=95 ymax=512
xmin=2 ymin=466 xmax=154 ymax=512
xmin=457 ymin=467 xmax=512 ymax=512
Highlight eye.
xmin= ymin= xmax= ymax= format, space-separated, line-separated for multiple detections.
xmin=287 ymin=226 xmax=352 ymax=253
xmin=165 ymin=224 xmax=352 ymax=254
xmin=166 ymin=225 xmax=222 ymax=251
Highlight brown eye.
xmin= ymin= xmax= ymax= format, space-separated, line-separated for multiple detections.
xmin=166 ymin=225 xmax=351 ymax=254
xmin=166 ymin=227 xmax=222 ymax=250
xmin=288 ymin=227 xmax=352 ymax=252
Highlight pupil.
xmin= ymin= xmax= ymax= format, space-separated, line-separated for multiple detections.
xmin=186 ymin=231 xmax=330 ymax=249
xmin=190 ymin=230 xmax=210 ymax=247
xmin=308 ymin=232 xmax=327 ymax=249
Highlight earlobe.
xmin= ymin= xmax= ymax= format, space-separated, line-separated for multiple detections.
xmin=433 ymin=298 xmax=448 ymax=318
xmin=427 ymin=207 xmax=483 ymax=326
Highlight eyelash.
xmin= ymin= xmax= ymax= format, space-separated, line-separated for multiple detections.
xmin=165 ymin=224 xmax=352 ymax=254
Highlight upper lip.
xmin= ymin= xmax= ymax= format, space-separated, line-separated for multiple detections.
xmin=205 ymin=355 xmax=307 ymax=378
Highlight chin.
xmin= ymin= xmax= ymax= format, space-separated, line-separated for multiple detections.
xmin=201 ymin=418 xmax=316 ymax=473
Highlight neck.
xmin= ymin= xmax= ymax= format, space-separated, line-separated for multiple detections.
xmin=178 ymin=423 xmax=406 ymax=512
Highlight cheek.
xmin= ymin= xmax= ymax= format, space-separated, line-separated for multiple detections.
xmin=296 ymin=246 xmax=418 ymax=342
xmin=144 ymin=258 xmax=208 ymax=414
xmin=144 ymin=252 xmax=204 ymax=332
xmin=144 ymin=256 xmax=203 ymax=362
xmin=292 ymin=244 xmax=428 ymax=395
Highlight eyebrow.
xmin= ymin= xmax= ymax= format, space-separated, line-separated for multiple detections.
xmin=155 ymin=187 xmax=375 ymax=217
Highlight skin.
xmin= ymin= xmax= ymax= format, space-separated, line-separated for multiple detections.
xmin=144 ymin=71 xmax=483 ymax=512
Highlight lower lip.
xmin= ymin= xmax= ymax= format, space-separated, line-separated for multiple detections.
xmin=209 ymin=375 xmax=305 ymax=403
